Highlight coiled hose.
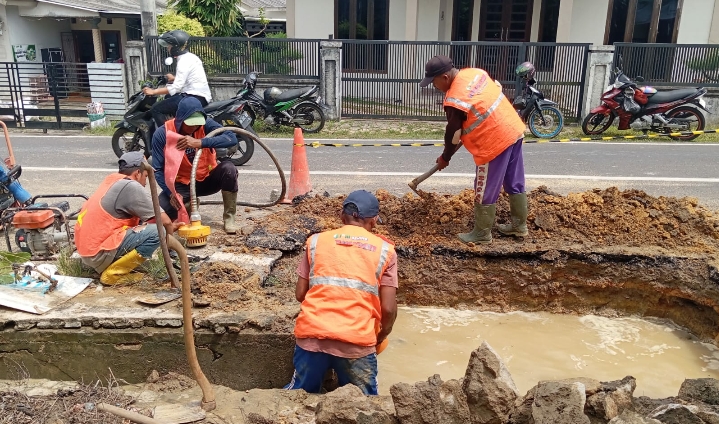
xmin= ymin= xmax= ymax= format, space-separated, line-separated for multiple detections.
xmin=141 ymin=161 xmax=216 ymax=411
xmin=200 ymin=127 xmax=287 ymax=207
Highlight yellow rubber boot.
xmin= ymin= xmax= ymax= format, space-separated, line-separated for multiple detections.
xmin=100 ymin=249 xmax=147 ymax=285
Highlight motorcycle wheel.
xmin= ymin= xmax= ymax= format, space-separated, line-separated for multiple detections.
xmin=293 ymin=102 xmax=325 ymax=133
xmin=111 ymin=128 xmax=149 ymax=158
xmin=528 ymin=106 xmax=564 ymax=139
xmin=222 ymin=123 xmax=256 ymax=166
xmin=581 ymin=112 xmax=615 ymax=135
xmin=666 ymin=106 xmax=705 ymax=141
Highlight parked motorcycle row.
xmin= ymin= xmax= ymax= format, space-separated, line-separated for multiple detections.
xmin=111 ymin=71 xmax=327 ymax=165
xmin=112 ymin=57 xmax=709 ymax=167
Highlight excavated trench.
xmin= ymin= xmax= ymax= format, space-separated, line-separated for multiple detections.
xmin=1 ymin=186 xmax=719 ymax=397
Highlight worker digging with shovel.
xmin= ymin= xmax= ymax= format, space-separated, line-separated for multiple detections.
xmin=420 ymin=55 xmax=529 ymax=244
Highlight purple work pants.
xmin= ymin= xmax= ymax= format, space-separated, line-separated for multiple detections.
xmin=474 ymin=138 xmax=525 ymax=205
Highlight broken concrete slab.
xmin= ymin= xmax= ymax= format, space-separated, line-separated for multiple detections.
xmin=462 ymin=341 xmax=519 ymax=424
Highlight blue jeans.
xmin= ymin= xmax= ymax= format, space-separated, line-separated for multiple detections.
xmin=114 ymin=225 xmax=160 ymax=259
xmin=284 ymin=345 xmax=378 ymax=395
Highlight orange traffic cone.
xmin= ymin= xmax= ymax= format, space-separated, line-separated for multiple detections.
xmin=281 ymin=127 xmax=312 ymax=204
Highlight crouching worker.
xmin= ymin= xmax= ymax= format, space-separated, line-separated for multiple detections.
xmin=285 ymin=190 xmax=398 ymax=395
xmin=152 ymin=96 xmax=240 ymax=233
xmin=75 ymin=152 xmax=182 ymax=285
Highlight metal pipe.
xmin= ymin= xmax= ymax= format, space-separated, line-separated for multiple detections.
xmin=166 ymin=234 xmax=216 ymax=411
xmin=141 ymin=161 xmax=179 ymax=289
xmin=200 ymin=127 xmax=287 ymax=208
xmin=97 ymin=403 xmax=161 ymax=424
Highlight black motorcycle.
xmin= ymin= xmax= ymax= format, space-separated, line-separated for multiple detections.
xmin=512 ymin=77 xmax=564 ymax=139
xmin=112 ymin=77 xmax=256 ymax=166
xmin=237 ymin=72 xmax=326 ymax=133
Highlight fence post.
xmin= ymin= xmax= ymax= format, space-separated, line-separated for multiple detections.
xmin=124 ymin=41 xmax=148 ymax=100
xmin=581 ymin=45 xmax=615 ymax=119
xmin=319 ymin=40 xmax=342 ymax=121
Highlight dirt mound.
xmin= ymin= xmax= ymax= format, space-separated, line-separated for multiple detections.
xmin=282 ymin=187 xmax=719 ymax=255
xmin=192 ymin=262 xmax=290 ymax=312
xmin=144 ymin=371 xmax=197 ymax=393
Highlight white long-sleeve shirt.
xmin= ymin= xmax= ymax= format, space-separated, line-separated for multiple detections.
xmin=166 ymin=52 xmax=212 ymax=103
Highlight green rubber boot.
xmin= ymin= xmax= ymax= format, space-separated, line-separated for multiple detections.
xmin=458 ymin=203 xmax=496 ymax=244
xmin=498 ymin=193 xmax=529 ymax=237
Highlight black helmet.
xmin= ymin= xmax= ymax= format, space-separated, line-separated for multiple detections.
xmin=515 ymin=61 xmax=536 ymax=79
xmin=158 ymin=30 xmax=190 ymax=57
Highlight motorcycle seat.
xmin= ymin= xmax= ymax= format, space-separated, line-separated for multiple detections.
xmin=274 ymin=87 xmax=315 ymax=102
xmin=204 ymin=98 xmax=237 ymax=113
xmin=646 ymin=88 xmax=698 ymax=104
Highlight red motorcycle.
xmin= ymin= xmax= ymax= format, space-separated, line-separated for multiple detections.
xmin=582 ymin=65 xmax=709 ymax=141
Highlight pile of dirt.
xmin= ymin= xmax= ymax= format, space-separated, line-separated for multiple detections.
xmin=257 ymin=187 xmax=719 ymax=255
xmin=191 ymin=262 xmax=291 ymax=312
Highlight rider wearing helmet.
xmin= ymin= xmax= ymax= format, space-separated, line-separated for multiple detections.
xmin=143 ymin=30 xmax=212 ymax=128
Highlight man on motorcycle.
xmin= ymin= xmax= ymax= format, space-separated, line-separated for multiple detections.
xmin=420 ymin=55 xmax=528 ymax=244
xmin=74 ymin=152 xmax=183 ymax=285
xmin=143 ymin=29 xmax=212 ymax=128
xmin=152 ymin=97 xmax=240 ymax=234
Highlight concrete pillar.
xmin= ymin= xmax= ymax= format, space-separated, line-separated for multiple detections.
xmin=555 ymin=0 xmax=574 ymax=43
xmin=530 ymin=0 xmax=542 ymax=41
xmin=91 ymin=18 xmax=103 ymax=63
xmin=710 ymin=0 xmax=719 ymax=44
xmin=319 ymin=40 xmax=342 ymax=121
xmin=405 ymin=0 xmax=419 ymax=41
xmin=124 ymin=41 xmax=148 ymax=101
xmin=141 ymin=0 xmax=158 ymax=37
xmin=581 ymin=45 xmax=615 ymax=119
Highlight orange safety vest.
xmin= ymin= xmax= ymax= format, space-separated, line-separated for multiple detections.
xmin=444 ymin=68 xmax=525 ymax=165
xmin=165 ymin=119 xmax=216 ymax=185
xmin=75 ymin=174 xmax=140 ymax=257
xmin=294 ymin=225 xmax=395 ymax=347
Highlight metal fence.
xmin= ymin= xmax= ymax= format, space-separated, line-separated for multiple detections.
xmin=146 ymin=36 xmax=322 ymax=79
xmin=340 ymin=40 xmax=590 ymax=121
xmin=614 ymin=43 xmax=719 ymax=87
xmin=0 ymin=62 xmax=90 ymax=130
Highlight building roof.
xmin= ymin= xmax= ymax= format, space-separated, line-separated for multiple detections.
xmin=240 ymin=0 xmax=286 ymax=9
xmin=37 ymin=0 xmax=167 ymax=14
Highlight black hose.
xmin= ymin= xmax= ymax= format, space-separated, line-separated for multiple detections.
xmin=200 ymin=127 xmax=287 ymax=208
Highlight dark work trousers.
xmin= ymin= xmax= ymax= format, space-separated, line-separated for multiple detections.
xmin=151 ymin=93 xmax=209 ymax=128
xmin=159 ymin=160 xmax=239 ymax=221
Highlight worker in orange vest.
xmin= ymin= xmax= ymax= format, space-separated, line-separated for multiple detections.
xmin=285 ymin=190 xmax=398 ymax=395
xmin=420 ymin=55 xmax=528 ymax=244
xmin=75 ymin=152 xmax=183 ymax=285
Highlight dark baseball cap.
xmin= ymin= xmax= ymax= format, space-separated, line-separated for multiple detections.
xmin=419 ymin=55 xmax=454 ymax=87
xmin=343 ymin=190 xmax=380 ymax=219
xmin=118 ymin=151 xmax=145 ymax=171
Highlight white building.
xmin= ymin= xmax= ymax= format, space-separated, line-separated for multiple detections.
xmin=285 ymin=0 xmax=719 ymax=45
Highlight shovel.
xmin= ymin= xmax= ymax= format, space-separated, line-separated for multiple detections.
xmin=408 ymin=133 xmax=463 ymax=196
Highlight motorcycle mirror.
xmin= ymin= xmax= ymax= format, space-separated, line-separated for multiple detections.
xmin=635 ymin=76 xmax=645 ymax=82
xmin=164 ymin=57 xmax=174 ymax=66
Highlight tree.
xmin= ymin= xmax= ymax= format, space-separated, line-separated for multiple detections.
xmin=170 ymin=0 xmax=245 ymax=37
xmin=157 ymin=11 xmax=206 ymax=37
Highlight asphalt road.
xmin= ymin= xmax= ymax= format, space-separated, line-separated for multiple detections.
xmin=7 ymin=134 xmax=719 ymax=210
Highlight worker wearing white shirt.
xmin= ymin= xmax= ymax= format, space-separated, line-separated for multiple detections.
xmin=143 ymin=30 xmax=213 ymax=128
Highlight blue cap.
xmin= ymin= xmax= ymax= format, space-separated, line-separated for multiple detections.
xmin=343 ymin=190 xmax=380 ymax=219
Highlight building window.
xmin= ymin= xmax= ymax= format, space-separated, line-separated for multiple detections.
xmin=605 ymin=0 xmax=682 ymax=44
xmin=336 ymin=0 xmax=390 ymax=72
xmin=126 ymin=18 xmax=143 ymax=41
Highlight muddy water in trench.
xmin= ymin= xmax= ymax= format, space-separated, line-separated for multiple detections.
xmin=377 ymin=307 xmax=719 ymax=398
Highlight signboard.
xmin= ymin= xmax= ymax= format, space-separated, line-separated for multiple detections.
xmin=12 ymin=45 xmax=37 ymax=62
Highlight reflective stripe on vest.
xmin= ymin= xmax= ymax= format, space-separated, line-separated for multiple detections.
xmin=75 ymin=173 xmax=140 ymax=257
xmin=295 ymin=225 xmax=395 ymax=346
xmin=443 ymin=68 xmax=525 ymax=165
xmin=446 ymin=93 xmax=506 ymax=136
xmin=307 ymin=232 xmax=390 ymax=298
